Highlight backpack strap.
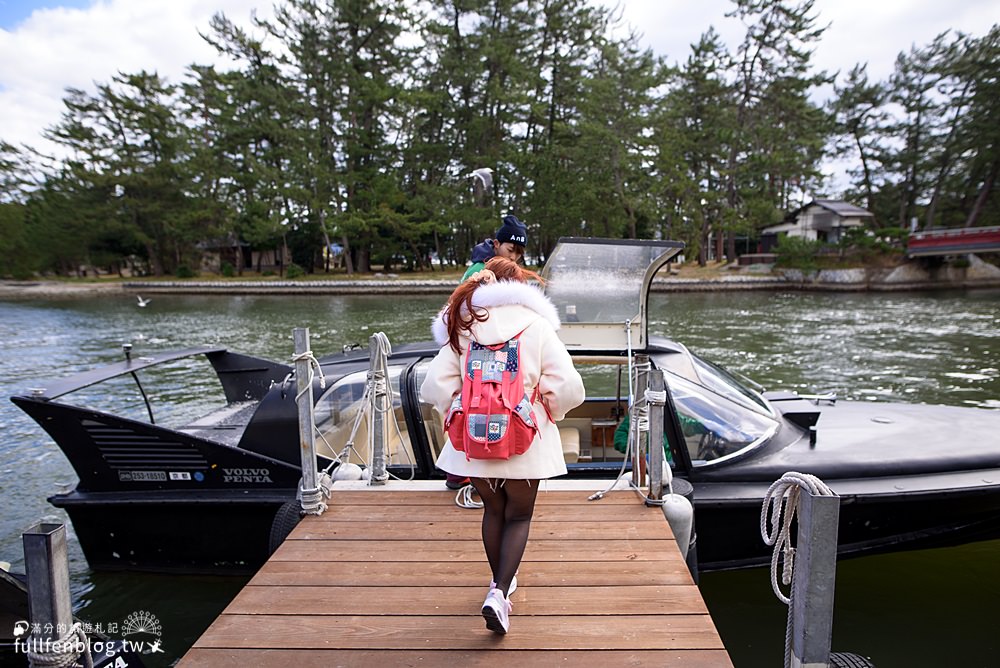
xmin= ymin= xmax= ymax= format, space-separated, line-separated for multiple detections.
xmin=531 ymin=385 xmax=555 ymax=423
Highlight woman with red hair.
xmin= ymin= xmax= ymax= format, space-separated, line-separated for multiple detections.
xmin=421 ymin=256 xmax=585 ymax=634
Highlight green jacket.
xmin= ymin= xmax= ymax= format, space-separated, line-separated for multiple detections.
xmin=461 ymin=262 xmax=486 ymax=281
xmin=612 ymin=413 xmax=676 ymax=463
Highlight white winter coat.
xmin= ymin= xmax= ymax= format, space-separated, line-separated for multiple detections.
xmin=421 ymin=280 xmax=585 ymax=480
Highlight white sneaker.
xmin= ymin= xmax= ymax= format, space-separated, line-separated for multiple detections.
xmin=488 ymin=574 xmax=517 ymax=596
xmin=481 ymin=588 xmax=511 ymax=634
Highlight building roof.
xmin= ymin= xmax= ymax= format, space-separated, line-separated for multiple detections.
xmin=786 ymin=199 xmax=873 ymax=221
xmin=760 ymin=221 xmax=799 ymax=235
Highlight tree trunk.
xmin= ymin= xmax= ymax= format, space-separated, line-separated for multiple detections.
xmin=964 ymin=155 xmax=999 ymax=228
xmin=341 ymin=234 xmax=355 ymax=274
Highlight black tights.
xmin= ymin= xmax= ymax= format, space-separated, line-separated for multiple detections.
xmin=470 ymin=478 xmax=539 ymax=598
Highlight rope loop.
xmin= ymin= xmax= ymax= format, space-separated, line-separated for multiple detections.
xmin=291 ymin=349 xmax=326 ymax=393
xmin=299 ymin=471 xmax=333 ymax=515
xmin=455 ymin=483 xmax=483 ymax=509
xmin=26 ymin=622 xmax=93 ymax=668
xmin=644 ymin=389 xmax=667 ymax=405
xmin=760 ymin=472 xmax=836 ymax=605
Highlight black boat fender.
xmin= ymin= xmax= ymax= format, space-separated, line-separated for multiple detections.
xmin=268 ymin=501 xmax=303 ymax=555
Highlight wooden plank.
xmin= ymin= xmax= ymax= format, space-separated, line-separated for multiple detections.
xmin=290 ymin=520 xmax=673 ymax=541
xmin=191 ymin=614 xmax=726 ymax=650
xmin=224 ymin=585 xmax=710 ymax=616
xmin=270 ymin=538 xmax=683 ymax=562
xmin=306 ymin=504 xmax=666 ymax=522
xmin=180 ymin=648 xmax=735 ymax=668
xmin=320 ymin=490 xmax=644 ymax=506
xmin=181 ymin=487 xmax=729 ymax=667
xmin=248 ymin=560 xmax=695 ymax=587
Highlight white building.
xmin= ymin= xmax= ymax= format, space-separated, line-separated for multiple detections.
xmin=760 ymin=199 xmax=874 ymax=251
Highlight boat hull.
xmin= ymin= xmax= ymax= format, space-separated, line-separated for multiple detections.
xmin=693 ymin=471 xmax=1000 ymax=570
xmin=50 ymin=490 xmax=295 ymax=574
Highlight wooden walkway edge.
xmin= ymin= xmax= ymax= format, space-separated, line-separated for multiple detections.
xmin=179 ymin=482 xmax=732 ymax=667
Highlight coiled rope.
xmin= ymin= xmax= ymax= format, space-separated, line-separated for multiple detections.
xmin=455 ymin=484 xmax=483 ymax=509
xmin=26 ymin=623 xmax=93 ymax=668
xmin=760 ymin=471 xmax=836 ymax=603
xmin=760 ymin=471 xmax=837 ymax=667
xmin=291 ymin=348 xmax=332 ymax=514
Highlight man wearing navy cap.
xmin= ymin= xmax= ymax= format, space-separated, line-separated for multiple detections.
xmin=461 ymin=214 xmax=527 ymax=281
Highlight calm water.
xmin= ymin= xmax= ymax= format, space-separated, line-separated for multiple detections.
xmin=1 ymin=289 xmax=998 ymax=666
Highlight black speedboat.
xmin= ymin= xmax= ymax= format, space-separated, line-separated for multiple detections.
xmin=11 ymin=239 xmax=1000 ymax=573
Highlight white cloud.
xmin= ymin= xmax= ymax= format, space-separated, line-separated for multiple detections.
xmin=0 ymin=0 xmax=271 ymax=155
xmin=613 ymin=0 xmax=996 ymax=82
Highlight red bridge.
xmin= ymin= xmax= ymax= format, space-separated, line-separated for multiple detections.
xmin=907 ymin=226 xmax=1000 ymax=257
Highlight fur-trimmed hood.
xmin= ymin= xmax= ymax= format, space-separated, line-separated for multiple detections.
xmin=431 ymin=280 xmax=560 ymax=347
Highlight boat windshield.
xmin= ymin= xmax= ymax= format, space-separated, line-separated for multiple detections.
xmin=689 ymin=355 xmax=772 ymax=415
xmin=665 ymin=370 xmax=778 ymax=466
xmin=543 ymin=240 xmax=679 ymax=324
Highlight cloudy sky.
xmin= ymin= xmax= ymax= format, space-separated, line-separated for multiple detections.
xmin=1 ymin=0 xmax=995 ymax=169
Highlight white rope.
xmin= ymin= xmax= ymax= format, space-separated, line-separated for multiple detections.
xmin=760 ymin=471 xmax=837 ymax=668
xmin=26 ymin=623 xmax=93 ymax=668
xmin=291 ymin=350 xmax=326 ymax=396
xmin=760 ymin=471 xmax=835 ymax=604
xmin=587 ymin=320 xmax=648 ymax=501
xmin=455 ymin=483 xmax=483 ymax=509
xmin=365 ymin=332 xmax=416 ymax=482
xmin=298 ymin=470 xmax=333 ymax=515
xmin=644 ymin=389 xmax=667 ymax=404
xmin=309 ymin=333 xmax=415 ymax=482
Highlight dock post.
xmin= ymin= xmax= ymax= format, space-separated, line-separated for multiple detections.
xmin=293 ymin=328 xmax=321 ymax=512
xmin=631 ymin=354 xmax=650 ymax=488
xmin=788 ymin=489 xmax=840 ymax=668
xmin=647 ymin=369 xmax=665 ymax=500
xmin=22 ymin=523 xmax=87 ymax=667
xmin=368 ymin=333 xmax=389 ymax=485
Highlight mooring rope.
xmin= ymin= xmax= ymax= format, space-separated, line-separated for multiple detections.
xmin=589 ymin=322 xmax=647 ymax=503
xmin=760 ymin=471 xmax=837 ymax=667
xmin=312 ymin=333 xmax=416 ymax=483
xmin=455 ymin=483 xmax=483 ymax=509
xmin=298 ymin=470 xmax=333 ymax=515
xmin=26 ymin=623 xmax=93 ymax=668
xmin=760 ymin=471 xmax=835 ymax=603
xmin=291 ymin=348 xmax=331 ymax=514
xmin=291 ymin=349 xmax=326 ymax=393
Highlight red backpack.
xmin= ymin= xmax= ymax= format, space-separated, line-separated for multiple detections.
xmin=445 ymin=331 xmax=540 ymax=460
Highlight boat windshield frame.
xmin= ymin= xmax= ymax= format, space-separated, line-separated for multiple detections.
xmin=541 ymin=238 xmax=684 ymax=352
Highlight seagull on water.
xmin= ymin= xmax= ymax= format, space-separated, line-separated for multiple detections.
xmin=136 ymin=295 xmax=151 ymax=308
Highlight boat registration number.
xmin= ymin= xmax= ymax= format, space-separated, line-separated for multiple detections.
xmin=118 ymin=470 xmax=167 ymax=482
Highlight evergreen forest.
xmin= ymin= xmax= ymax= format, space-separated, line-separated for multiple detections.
xmin=0 ymin=0 xmax=997 ymax=278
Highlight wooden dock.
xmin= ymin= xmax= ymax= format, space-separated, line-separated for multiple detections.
xmin=180 ymin=481 xmax=732 ymax=667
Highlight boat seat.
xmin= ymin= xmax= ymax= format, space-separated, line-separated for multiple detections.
xmin=559 ymin=427 xmax=580 ymax=463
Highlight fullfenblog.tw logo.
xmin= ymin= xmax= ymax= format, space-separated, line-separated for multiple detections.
xmin=11 ymin=609 xmax=166 ymax=659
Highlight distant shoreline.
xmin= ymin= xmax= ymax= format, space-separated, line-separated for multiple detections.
xmin=3 ymin=270 xmax=999 ymax=300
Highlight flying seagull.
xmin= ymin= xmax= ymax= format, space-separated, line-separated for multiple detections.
xmin=467 ymin=167 xmax=493 ymax=192
xmin=136 ymin=295 xmax=151 ymax=308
